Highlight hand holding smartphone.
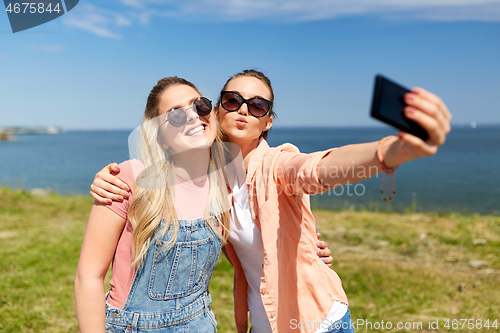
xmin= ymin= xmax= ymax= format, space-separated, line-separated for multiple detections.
xmin=370 ymin=75 xmax=429 ymax=141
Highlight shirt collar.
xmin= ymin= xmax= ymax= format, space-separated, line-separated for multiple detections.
xmin=246 ymin=138 xmax=269 ymax=184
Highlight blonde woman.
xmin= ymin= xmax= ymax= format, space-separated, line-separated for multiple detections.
xmin=75 ymin=77 xmax=231 ymax=332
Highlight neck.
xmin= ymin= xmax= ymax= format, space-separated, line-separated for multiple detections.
xmin=171 ymin=148 xmax=210 ymax=182
xmin=229 ymin=137 xmax=261 ymax=172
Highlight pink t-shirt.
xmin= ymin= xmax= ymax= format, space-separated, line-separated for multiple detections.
xmin=105 ymin=160 xmax=209 ymax=309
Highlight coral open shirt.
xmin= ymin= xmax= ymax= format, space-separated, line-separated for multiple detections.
xmin=225 ymin=139 xmax=349 ymax=333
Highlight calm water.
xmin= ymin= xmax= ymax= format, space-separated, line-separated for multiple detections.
xmin=0 ymin=126 xmax=498 ymax=214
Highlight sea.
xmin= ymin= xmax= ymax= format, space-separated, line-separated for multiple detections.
xmin=0 ymin=125 xmax=498 ymax=214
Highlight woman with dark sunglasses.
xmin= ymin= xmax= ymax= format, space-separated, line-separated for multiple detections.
xmin=90 ymin=69 xmax=452 ymax=333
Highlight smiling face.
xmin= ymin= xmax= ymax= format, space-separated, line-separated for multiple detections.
xmin=216 ymin=76 xmax=273 ymax=146
xmin=157 ymin=84 xmax=216 ymax=155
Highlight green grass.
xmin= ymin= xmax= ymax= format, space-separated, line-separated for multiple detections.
xmin=0 ymin=188 xmax=498 ymax=332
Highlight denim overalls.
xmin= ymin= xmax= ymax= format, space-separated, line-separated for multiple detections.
xmin=105 ymin=217 xmax=222 ymax=333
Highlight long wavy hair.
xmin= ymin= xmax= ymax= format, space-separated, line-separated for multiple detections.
xmin=128 ymin=76 xmax=231 ymax=267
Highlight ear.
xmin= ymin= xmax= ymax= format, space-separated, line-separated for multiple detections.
xmin=214 ymin=105 xmax=220 ymax=118
xmin=264 ymin=116 xmax=273 ymax=132
xmin=156 ymin=135 xmax=168 ymax=150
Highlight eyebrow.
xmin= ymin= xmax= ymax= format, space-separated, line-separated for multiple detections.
xmin=169 ymin=96 xmax=200 ymax=111
xmin=226 ymin=90 xmax=268 ymax=100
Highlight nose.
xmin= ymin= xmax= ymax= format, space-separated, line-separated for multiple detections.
xmin=185 ymin=107 xmax=199 ymax=124
xmin=237 ymin=101 xmax=249 ymax=116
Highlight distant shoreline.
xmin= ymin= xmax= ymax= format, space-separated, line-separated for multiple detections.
xmin=1 ymin=125 xmax=62 ymax=136
xmin=0 ymin=131 xmax=13 ymax=141
xmin=10 ymin=123 xmax=498 ymax=133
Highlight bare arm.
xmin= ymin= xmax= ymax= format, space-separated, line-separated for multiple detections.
xmin=221 ymin=245 xmax=233 ymax=266
xmin=75 ymin=204 xmax=126 ymax=333
xmin=318 ymin=87 xmax=452 ymax=187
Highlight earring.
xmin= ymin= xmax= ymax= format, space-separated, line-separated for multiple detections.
xmin=158 ymin=139 xmax=167 ymax=150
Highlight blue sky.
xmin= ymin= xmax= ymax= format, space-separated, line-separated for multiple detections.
xmin=1 ymin=0 xmax=500 ymax=129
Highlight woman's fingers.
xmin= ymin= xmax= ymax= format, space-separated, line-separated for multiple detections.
xmin=90 ymin=184 xmax=113 ymax=204
xmin=404 ymin=87 xmax=452 ymax=147
xmin=90 ymin=180 xmax=125 ymax=202
xmin=403 ymin=106 xmax=447 ymax=147
xmin=102 ymin=163 xmax=129 ymax=190
xmin=323 ymin=257 xmax=333 ymax=268
xmin=89 ymin=186 xmax=112 ymax=204
xmin=318 ymin=245 xmax=331 ymax=257
xmin=97 ymin=172 xmax=130 ymax=197
xmin=319 ymin=247 xmax=333 ymax=267
xmin=412 ymin=87 xmax=452 ymax=122
xmin=405 ymin=93 xmax=450 ymax=137
xmin=389 ymin=87 xmax=453 ymax=162
xmin=90 ymin=162 xmax=130 ymax=203
xmin=93 ymin=163 xmax=129 ymax=196
xmin=316 ymin=234 xmax=333 ymax=267
xmin=109 ymin=162 xmax=121 ymax=174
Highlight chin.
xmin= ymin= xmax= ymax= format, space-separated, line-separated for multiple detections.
xmin=203 ymin=130 xmax=216 ymax=140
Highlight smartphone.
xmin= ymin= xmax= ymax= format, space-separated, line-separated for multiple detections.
xmin=370 ymin=74 xmax=428 ymax=141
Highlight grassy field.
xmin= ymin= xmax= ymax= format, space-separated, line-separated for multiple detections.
xmin=0 ymin=188 xmax=498 ymax=332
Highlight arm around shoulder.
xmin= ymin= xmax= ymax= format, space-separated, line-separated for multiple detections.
xmin=90 ymin=162 xmax=130 ymax=204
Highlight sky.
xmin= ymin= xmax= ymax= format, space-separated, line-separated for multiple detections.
xmin=1 ymin=0 xmax=500 ymax=130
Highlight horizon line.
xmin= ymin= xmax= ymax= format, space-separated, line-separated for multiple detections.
xmin=3 ymin=122 xmax=497 ymax=132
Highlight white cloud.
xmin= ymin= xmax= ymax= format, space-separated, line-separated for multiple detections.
xmin=412 ymin=3 xmax=500 ymax=22
xmin=121 ymin=0 xmax=144 ymax=9
xmin=64 ymin=0 xmax=500 ymax=38
xmin=115 ymin=14 xmax=133 ymax=27
xmin=26 ymin=44 xmax=65 ymax=52
xmin=125 ymin=0 xmax=500 ymax=23
xmin=63 ymin=4 xmax=125 ymax=39
xmin=138 ymin=10 xmax=155 ymax=25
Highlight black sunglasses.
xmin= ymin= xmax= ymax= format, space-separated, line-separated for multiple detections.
xmin=159 ymin=97 xmax=212 ymax=128
xmin=220 ymin=91 xmax=272 ymax=118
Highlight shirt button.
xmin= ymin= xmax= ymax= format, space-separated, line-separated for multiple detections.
xmin=252 ymin=215 xmax=257 ymax=220
xmin=270 ymin=313 xmax=275 ymax=318
xmin=261 ymin=289 xmax=266 ymax=295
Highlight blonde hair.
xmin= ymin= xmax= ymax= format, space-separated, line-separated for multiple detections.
xmin=128 ymin=77 xmax=231 ymax=267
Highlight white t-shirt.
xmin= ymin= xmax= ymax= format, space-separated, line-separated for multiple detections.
xmin=314 ymin=301 xmax=348 ymax=333
xmin=228 ymin=176 xmax=348 ymax=333
xmin=228 ymin=176 xmax=272 ymax=333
